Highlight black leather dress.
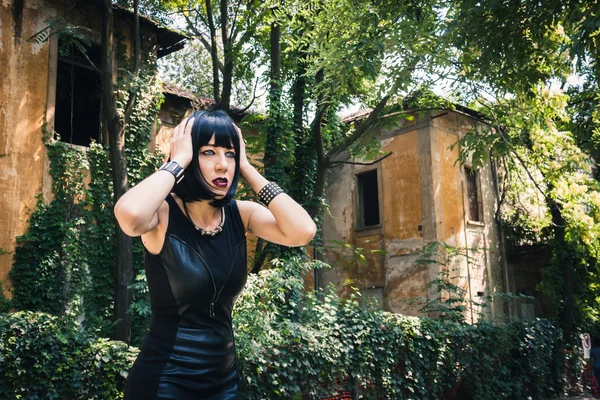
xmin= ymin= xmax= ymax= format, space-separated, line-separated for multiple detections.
xmin=124 ymin=194 xmax=247 ymax=400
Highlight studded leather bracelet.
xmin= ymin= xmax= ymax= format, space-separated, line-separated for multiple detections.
xmin=257 ymin=182 xmax=284 ymax=207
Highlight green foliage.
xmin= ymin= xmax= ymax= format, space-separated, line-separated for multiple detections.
xmin=0 ymin=282 xmax=11 ymax=313
xmin=234 ymin=258 xmax=565 ymax=399
xmin=10 ymin=134 xmax=88 ymax=315
xmin=1 ymin=260 xmax=567 ymax=399
xmin=0 ymin=311 xmax=138 ymax=399
xmin=10 ymin=31 xmax=164 ymax=344
xmin=448 ymin=0 xmax=570 ymax=95
xmin=445 ymin=0 xmax=600 ymax=340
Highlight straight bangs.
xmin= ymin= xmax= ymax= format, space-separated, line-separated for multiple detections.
xmin=173 ymin=110 xmax=241 ymax=207
xmin=196 ymin=114 xmax=238 ymax=149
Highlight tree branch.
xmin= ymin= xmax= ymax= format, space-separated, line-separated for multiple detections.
xmin=234 ymin=77 xmax=263 ymax=114
xmin=325 ymin=83 xmax=397 ymax=164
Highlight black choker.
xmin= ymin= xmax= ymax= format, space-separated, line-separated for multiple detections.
xmin=182 ymin=202 xmax=224 ymax=236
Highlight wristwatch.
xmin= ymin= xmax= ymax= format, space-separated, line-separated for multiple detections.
xmin=158 ymin=161 xmax=185 ymax=183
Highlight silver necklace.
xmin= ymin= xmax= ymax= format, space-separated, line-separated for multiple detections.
xmin=182 ymin=202 xmax=224 ymax=236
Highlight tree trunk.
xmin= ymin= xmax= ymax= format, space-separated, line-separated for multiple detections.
xmin=252 ymin=19 xmax=283 ymax=272
xmin=262 ymin=19 xmax=282 ymax=179
xmin=100 ymin=0 xmax=133 ymax=344
xmin=290 ymin=54 xmax=308 ymax=204
xmin=205 ymin=0 xmax=221 ymax=104
xmin=309 ymin=110 xmax=328 ymax=219
xmin=549 ymin=196 xmax=573 ymax=344
xmin=220 ymin=0 xmax=233 ymax=110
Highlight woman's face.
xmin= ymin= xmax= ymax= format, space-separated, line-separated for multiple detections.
xmin=198 ymin=134 xmax=236 ymax=197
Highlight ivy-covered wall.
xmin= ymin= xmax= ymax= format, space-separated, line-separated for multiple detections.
xmin=0 ymin=0 xmax=186 ymax=303
xmin=9 ymin=45 xmax=164 ymax=343
xmin=0 ymin=1 xmax=192 ymax=345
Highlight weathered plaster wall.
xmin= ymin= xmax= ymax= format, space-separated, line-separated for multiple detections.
xmin=431 ymin=111 xmax=506 ymax=321
xmin=0 ymin=0 xmax=182 ymax=300
xmin=322 ymin=110 xmax=508 ymax=321
xmin=321 ymin=159 xmax=356 ymax=297
xmin=381 ymin=129 xmax=427 ymax=315
xmin=0 ymin=0 xmax=61 ymax=298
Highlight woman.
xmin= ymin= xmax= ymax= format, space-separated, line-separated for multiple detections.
xmin=115 ymin=110 xmax=316 ymax=399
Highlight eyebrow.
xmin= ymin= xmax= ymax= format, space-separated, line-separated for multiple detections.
xmin=201 ymin=143 xmax=235 ymax=149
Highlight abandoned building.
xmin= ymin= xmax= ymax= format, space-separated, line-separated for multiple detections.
xmin=319 ymin=108 xmax=538 ymax=322
xmin=0 ymin=0 xmax=188 ymax=299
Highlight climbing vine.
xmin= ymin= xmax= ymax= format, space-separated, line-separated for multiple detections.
xmin=9 ymin=33 xmax=165 ymax=344
xmin=10 ymin=129 xmax=89 ymax=316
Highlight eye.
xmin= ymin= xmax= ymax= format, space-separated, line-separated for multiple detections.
xmin=201 ymin=149 xmax=215 ymax=156
xmin=226 ymin=151 xmax=236 ymax=158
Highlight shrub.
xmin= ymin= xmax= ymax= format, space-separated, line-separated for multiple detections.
xmin=0 ymin=311 xmax=138 ymax=399
xmin=234 ymin=257 xmax=566 ymax=399
xmin=0 ymin=259 xmax=566 ymax=400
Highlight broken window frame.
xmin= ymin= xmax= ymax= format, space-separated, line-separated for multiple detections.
xmin=46 ymin=32 xmax=103 ymax=149
xmin=355 ymin=168 xmax=382 ymax=230
xmin=464 ymin=166 xmax=483 ymax=223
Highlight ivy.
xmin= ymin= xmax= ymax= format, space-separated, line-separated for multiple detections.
xmin=234 ymin=258 xmax=566 ymax=399
xmin=0 ymin=282 xmax=11 ymax=313
xmin=0 ymin=311 xmax=138 ymax=399
xmin=10 ymin=133 xmax=89 ymax=316
xmin=1 ymin=259 xmax=569 ymax=399
xmin=9 ymin=33 xmax=164 ymax=345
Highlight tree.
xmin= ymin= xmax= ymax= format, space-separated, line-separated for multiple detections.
xmin=99 ymin=0 xmax=144 ymax=343
xmin=161 ymin=0 xmax=270 ymax=111
xmin=445 ymin=0 xmax=600 ymax=342
xmin=159 ymin=0 xmax=452 ymax=269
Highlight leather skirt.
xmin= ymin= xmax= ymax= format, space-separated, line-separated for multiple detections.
xmin=124 ymin=316 xmax=241 ymax=400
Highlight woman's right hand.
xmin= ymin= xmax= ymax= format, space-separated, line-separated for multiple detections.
xmin=169 ymin=116 xmax=195 ymax=168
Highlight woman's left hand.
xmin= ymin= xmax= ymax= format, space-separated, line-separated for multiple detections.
xmin=234 ymin=124 xmax=250 ymax=171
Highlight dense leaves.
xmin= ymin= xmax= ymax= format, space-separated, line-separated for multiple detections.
xmin=0 ymin=311 xmax=138 ymax=399
xmin=9 ymin=41 xmax=164 ymax=344
xmin=235 ymin=258 xmax=565 ymax=399
xmin=0 ymin=261 xmax=566 ymax=400
xmin=446 ymin=0 xmax=600 ymax=341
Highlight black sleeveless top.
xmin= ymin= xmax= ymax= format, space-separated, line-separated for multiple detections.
xmin=124 ymin=194 xmax=247 ymax=400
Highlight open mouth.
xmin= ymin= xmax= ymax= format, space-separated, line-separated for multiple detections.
xmin=212 ymin=178 xmax=229 ymax=188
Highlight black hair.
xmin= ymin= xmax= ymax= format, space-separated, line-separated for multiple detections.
xmin=173 ymin=110 xmax=240 ymax=207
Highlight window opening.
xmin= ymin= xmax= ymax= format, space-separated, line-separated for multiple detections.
xmin=357 ymin=170 xmax=380 ymax=228
xmin=465 ymin=167 xmax=481 ymax=222
xmin=54 ymin=40 xmax=102 ymax=146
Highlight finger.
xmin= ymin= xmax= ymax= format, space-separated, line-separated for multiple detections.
xmin=172 ymin=122 xmax=181 ymax=140
xmin=183 ymin=117 xmax=194 ymax=136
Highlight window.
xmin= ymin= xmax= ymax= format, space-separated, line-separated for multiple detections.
xmin=465 ymin=167 xmax=481 ymax=222
xmin=357 ymin=170 xmax=380 ymax=228
xmin=54 ymin=40 xmax=102 ymax=146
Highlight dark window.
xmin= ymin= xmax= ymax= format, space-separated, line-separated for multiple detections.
xmin=357 ymin=170 xmax=380 ymax=228
xmin=465 ymin=167 xmax=481 ymax=222
xmin=54 ymin=41 xmax=102 ymax=146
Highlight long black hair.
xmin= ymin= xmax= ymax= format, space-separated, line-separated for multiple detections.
xmin=173 ymin=110 xmax=241 ymax=207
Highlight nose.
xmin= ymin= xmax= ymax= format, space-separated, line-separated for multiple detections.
xmin=215 ymin=152 xmax=228 ymax=171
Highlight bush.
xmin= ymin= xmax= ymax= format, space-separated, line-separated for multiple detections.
xmin=234 ymin=257 xmax=566 ymax=399
xmin=0 ymin=259 xmax=566 ymax=400
xmin=0 ymin=311 xmax=138 ymax=399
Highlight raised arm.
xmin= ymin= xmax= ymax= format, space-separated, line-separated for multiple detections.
xmin=114 ymin=117 xmax=194 ymax=237
xmin=236 ymin=128 xmax=317 ymax=247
